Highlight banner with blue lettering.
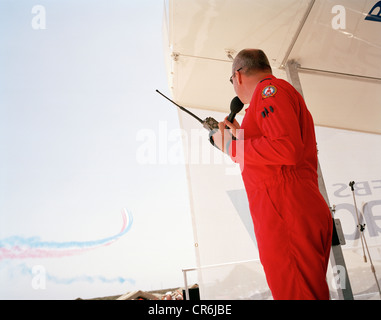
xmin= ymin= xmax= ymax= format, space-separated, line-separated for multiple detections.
xmin=316 ymin=126 xmax=381 ymax=299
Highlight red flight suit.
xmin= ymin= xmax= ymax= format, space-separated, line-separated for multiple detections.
xmin=228 ymin=74 xmax=333 ymax=300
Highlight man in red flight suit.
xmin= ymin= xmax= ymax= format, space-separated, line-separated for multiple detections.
xmin=212 ymin=49 xmax=333 ymax=300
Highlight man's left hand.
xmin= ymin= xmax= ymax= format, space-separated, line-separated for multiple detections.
xmin=210 ymin=121 xmax=233 ymax=153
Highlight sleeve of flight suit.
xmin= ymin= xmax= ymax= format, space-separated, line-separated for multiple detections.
xmin=228 ymin=84 xmax=304 ymax=166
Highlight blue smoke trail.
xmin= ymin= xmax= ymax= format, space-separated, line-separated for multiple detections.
xmin=4 ymin=262 xmax=135 ymax=286
xmin=0 ymin=209 xmax=133 ymax=250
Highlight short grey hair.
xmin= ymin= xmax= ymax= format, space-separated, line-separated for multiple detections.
xmin=232 ymin=49 xmax=272 ymax=75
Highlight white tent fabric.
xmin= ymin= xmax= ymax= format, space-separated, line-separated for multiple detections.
xmin=164 ymin=0 xmax=381 ymax=134
xmin=163 ymin=0 xmax=381 ymax=299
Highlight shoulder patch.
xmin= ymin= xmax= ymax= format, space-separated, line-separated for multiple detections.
xmin=262 ymin=85 xmax=277 ymax=99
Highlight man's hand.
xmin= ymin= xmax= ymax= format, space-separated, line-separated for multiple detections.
xmin=210 ymin=117 xmax=241 ymax=153
xmin=224 ymin=117 xmax=241 ymax=137
xmin=210 ymin=126 xmax=228 ymax=152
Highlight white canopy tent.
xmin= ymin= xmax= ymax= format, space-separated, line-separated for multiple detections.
xmin=163 ymin=0 xmax=381 ymax=134
xmin=162 ymin=0 xmax=381 ymax=299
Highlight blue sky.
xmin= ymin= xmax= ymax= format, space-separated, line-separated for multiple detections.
xmin=0 ymin=0 xmax=196 ymax=299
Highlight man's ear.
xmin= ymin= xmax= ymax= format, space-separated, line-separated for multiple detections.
xmin=236 ymin=71 xmax=243 ymax=85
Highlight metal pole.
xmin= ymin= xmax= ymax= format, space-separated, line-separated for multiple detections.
xmin=182 ymin=267 xmax=197 ymax=300
xmin=349 ymin=181 xmax=381 ymax=298
xmin=182 ymin=269 xmax=190 ymax=300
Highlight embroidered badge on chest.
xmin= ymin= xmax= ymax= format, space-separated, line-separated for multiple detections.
xmin=262 ymin=85 xmax=277 ymax=98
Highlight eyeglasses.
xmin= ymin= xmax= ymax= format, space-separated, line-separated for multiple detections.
xmin=229 ymin=67 xmax=242 ymax=84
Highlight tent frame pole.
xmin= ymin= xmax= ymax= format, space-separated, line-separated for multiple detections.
xmin=285 ymin=60 xmax=354 ymax=300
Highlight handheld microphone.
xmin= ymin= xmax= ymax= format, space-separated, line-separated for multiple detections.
xmin=226 ymin=96 xmax=244 ymax=128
